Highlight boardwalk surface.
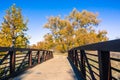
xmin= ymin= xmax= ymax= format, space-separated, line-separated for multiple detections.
xmin=14 ymin=55 xmax=78 ymax=80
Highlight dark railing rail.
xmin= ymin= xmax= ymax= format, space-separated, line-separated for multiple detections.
xmin=0 ymin=47 xmax=53 ymax=80
xmin=68 ymin=39 xmax=120 ymax=80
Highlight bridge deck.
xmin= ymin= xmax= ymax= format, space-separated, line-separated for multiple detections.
xmin=13 ymin=55 xmax=78 ymax=80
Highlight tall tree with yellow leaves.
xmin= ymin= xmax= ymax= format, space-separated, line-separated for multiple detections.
xmin=0 ymin=4 xmax=29 ymax=48
xmin=44 ymin=16 xmax=75 ymax=52
xmin=43 ymin=9 xmax=108 ymax=53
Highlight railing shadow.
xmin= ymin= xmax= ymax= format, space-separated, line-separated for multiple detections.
xmin=67 ymin=57 xmax=84 ymax=80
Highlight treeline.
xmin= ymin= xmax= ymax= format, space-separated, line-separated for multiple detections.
xmin=31 ymin=9 xmax=108 ymax=53
xmin=0 ymin=4 xmax=108 ymax=52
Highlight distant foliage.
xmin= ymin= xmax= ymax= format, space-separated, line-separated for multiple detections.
xmin=32 ymin=9 xmax=108 ymax=52
xmin=0 ymin=4 xmax=29 ymax=48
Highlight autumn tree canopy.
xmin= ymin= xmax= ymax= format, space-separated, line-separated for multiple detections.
xmin=33 ymin=9 xmax=108 ymax=53
xmin=0 ymin=4 xmax=29 ymax=48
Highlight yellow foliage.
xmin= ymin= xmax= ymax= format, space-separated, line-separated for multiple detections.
xmin=0 ymin=4 xmax=29 ymax=48
xmin=36 ymin=9 xmax=108 ymax=53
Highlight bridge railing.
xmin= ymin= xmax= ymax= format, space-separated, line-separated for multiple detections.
xmin=68 ymin=39 xmax=120 ymax=80
xmin=0 ymin=47 xmax=53 ymax=80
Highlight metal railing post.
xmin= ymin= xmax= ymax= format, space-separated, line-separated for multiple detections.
xmin=75 ymin=50 xmax=78 ymax=67
xmin=10 ymin=50 xmax=15 ymax=77
xmin=28 ymin=51 xmax=32 ymax=67
xmin=37 ymin=51 xmax=40 ymax=64
xmin=80 ymin=50 xmax=86 ymax=79
xmin=98 ymin=51 xmax=112 ymax=80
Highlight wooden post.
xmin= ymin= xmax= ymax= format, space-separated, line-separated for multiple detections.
xmin=10 ymin=50 xmax=15 ymax=77
xmin=80 ymin=50 xmax=86 ymax=79
xmin=98 ymin=51 xmax=112 ymax=80
xmin=37 ymin=51 xmax=40 ymax=64
xmin=28 ymin=51 xmax=32 ymax=67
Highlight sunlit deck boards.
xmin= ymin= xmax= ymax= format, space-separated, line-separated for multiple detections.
xmin=13 ymin=55 xmax=78 ymax=80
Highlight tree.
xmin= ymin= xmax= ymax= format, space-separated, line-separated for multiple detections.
xmin=43 ymin=9 xmax=108 ymax=53
xmin=43 ymin=33 xmax=54 ymax=49
xmin=44 ymin=16 xmax=75 ymax=52
xmin=68 ymin=9 xmax=100 ymax=28
xmin=0 ymin=4 xmax=29 ymax=48
xmin=68 ymin=9 xmax=107 ymax=46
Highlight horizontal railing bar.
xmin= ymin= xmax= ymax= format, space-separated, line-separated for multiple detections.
xmin=16 ymin=56 xmax=27 ymax=58
xmin=1 ymin=62 xmax=9 ymax=65
xmin=16 ymin=53 xmax=27 ymax=55
xmin=15 ymin=59 xmax=28 ymax=62
xmin=0 ymin=54 xmax=8 ymax=56
xmin=15 ymin=65 xmax=29 ymax=69
xmin=32 ymin=55 xmax=37 ymax=57
xmin=0 ymin=67 xmax=10 ymax=70
xmin=15 ymin=67 xmax=28 ymax=72
xmin=92 ymin=70 xmax=100 ymax=77
xmin=110 ymin=57 xmax=120 ymax=62
xmin=111 ymin=67 xmax=120 ymax=73
xmin=15 ymin=62 xmax=28 ymax=65
xmin=89 ymin=64 xmax=99 ymax=71
xmin=0 ymin=47 xmax=49 ymax=52
xmin=86 ymin=53 xmax=98 ymax=57
xmin=87 ymin=58 xmax=98 ymax=64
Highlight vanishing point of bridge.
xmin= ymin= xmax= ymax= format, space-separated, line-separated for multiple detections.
xmin=0 ymin=39 xmax=120 ymax=80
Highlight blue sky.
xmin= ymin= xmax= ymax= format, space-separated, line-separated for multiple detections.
xmin=0 ymin=0 xmax=120 ymax=45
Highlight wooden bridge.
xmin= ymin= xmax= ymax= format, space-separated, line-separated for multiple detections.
xmin=0 ymin=39 xmax=120 ymax=80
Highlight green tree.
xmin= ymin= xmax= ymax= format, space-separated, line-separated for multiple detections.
xmin=0 ymin=4 xmax=29 ymax=48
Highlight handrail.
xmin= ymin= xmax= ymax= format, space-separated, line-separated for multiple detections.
xmin=72 ymin=39 xmax=120 ymax=52
xmin=68 ymin=39 xmax=120 ymax=80
xmin=0 ymin=47 xmax=53 ymax=80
